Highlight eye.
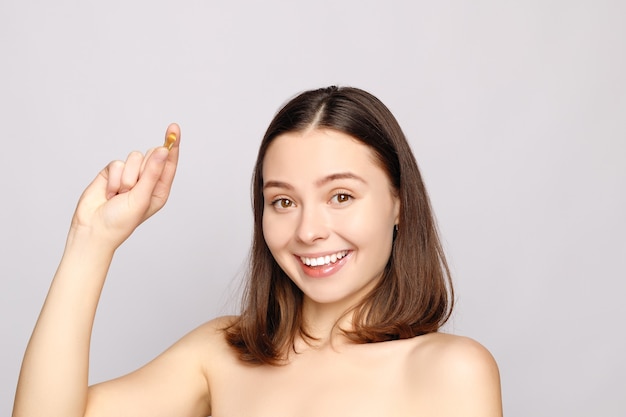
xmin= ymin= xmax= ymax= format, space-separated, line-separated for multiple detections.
xmin=271 ymin=198 xmax=296 ymax=210
xmin=330 ymin=193 xmax=353 ymax=205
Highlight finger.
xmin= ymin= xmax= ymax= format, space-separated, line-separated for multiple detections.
xmin=104 ymin=160 xmax=125 ymax=200
xmin=140 ymin=147 xmax=158 ymax=175
xmin=139 ymin=122 xmax=180 ymax=175
xmin=119 ymin=151 xmax=144 ymax=193
xmin=153 ymin=123 xmax=181 ymax=200
xmin=128 ymin=147 xmax=169 ymax=213
xmin=163 ymin=123 xmax=181 ymax=151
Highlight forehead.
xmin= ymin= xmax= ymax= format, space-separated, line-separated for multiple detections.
xmin=262 ymin=129 xmax=386 ymax=184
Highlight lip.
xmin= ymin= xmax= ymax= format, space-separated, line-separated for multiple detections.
xmin=295 ymin=250 xmax=352 ymax=278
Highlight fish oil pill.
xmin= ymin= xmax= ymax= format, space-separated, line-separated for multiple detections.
xmin=164 ymin=132 xmax=177 ymax=150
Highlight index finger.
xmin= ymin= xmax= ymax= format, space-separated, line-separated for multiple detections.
xmin=151 ymin=123 xmax=181 ymax=204
xmin=164 ymin=123 xmax=181 ymax=151
xmin=139 ymin=123 xmax=181 ymax=174
xmin=163 ymin=120 xmax=180 ymax=165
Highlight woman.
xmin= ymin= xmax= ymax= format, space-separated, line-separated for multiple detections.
xmin=13 ymin=86 xmax=502 ymax=416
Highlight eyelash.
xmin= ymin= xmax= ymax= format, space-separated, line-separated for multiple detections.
xmin=268 ymin=191 xmax=354 ymax=211
xmin=270 ymin=197 xmax=296 ymax=210
xmin=329 ymin=191 xmax=354 ymax=205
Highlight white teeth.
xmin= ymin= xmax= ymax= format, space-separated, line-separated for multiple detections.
xmin=300 ymin=251 xmax=348 ymax=267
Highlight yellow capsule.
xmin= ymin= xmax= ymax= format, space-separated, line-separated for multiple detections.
xmin=164 ymin=132 xmax=177 ymax=150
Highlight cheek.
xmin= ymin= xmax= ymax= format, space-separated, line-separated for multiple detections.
xmin=336 ymin=206 xmax=395 ymax=248
xmin=262 ymin=213 xmax=291 ymax=252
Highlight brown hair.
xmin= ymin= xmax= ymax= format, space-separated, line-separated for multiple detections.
xmin=225 ymin=86 xmax=453 ymax=364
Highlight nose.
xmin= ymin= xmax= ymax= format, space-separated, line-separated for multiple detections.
xmin=295 ymin=205 xmax=330 ymax=244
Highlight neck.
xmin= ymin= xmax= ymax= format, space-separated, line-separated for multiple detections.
xmin=296 ymin=298 xmax=357 ymax=350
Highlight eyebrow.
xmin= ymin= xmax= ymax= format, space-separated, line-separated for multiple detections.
xmin=263 ymin=172 xmax=367 ymax=191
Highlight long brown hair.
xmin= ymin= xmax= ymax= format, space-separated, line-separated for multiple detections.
xmin=225 ymin=86 xmax=453 ymax=364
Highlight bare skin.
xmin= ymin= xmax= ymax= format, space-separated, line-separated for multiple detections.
xmin=13 ymin=126 xmax=502 ymax=417
xmin=84 ymin=317 xmax=501 ymax=417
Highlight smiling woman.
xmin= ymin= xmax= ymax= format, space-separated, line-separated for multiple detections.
xmin=261 ymin=129 xmax=400 ymax=309
xmin=227 ymin=87 xmax=456 ymax=360
xmin=13 ymin=86 xmax=502 ymax=417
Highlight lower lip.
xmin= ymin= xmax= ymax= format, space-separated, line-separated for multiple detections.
xmin=297 ymin=252 xmax=351 ymax=278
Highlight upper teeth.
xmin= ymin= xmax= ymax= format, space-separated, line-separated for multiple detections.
xmin=300 ymin=251 xmax=348 ymax=267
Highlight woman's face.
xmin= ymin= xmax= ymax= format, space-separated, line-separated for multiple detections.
xmin=262 ymin=128 xmax=400 ymax=310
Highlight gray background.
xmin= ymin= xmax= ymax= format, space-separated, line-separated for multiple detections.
xmin=1 ymin=1 xmax=625 ymax=416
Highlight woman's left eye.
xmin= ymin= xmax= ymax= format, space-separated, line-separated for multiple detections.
xmin=330 ymin=193 xmax=353 ymax=205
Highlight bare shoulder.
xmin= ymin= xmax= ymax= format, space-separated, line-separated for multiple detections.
xmin=406 ymin=333 xmax=503 ymax=417
xmin=190 ymin=315 xmax=237 ymax=339
xmin=409 ymin=332 xmax=499 ymax=374
xmin=184 ymin=315 xmax=238 ymax=359
xmin=85 ymin=316 xmax=239 ymax=417
xmin=161 ymin=315 xmax=235 ymax=355
xmin=191 ymin=315 xmax=243 ymax=370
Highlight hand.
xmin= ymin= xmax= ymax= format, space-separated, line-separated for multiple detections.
xmin=70 ymin=124 xmax=181 ymax=249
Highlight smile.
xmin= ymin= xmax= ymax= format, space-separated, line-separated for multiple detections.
xmin=299 ymin=250 xmax=349 ymax=267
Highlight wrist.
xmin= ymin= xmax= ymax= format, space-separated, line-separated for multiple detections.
xmin=65 ymin=223 xmax=118 ymax=259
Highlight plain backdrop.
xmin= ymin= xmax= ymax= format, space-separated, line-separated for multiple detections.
xmin=1 ymin=1 xmax=625 ymax=416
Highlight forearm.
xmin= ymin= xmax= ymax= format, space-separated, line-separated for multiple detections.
xmin=13 ymin=228 xmax=116 ymax=417
xmin=13 ymin=126 xmax=178 ymax=417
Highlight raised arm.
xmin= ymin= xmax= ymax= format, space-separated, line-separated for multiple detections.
xmin=11 ymin=124 xmax=209 ymax=417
